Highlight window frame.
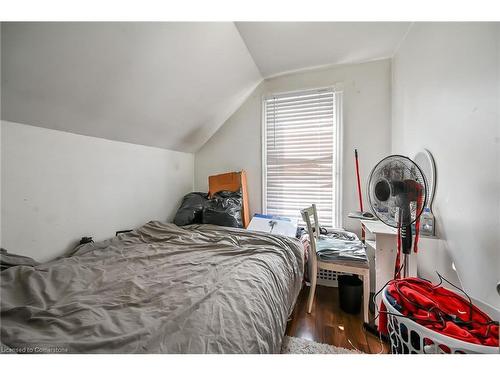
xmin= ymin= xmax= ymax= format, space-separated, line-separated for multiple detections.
xmin=261 ymin=86 xmax=343 ymax=229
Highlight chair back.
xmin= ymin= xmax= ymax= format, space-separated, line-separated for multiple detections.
xmin=300 ymin=204 xmax=320 ymax=255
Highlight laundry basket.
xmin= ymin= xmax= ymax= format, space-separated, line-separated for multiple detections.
xmin=382 ymin=287 xmax=500 ymax=354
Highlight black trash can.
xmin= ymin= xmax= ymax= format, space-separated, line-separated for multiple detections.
xmin=338 ymin=275 xmax=363 ymax=314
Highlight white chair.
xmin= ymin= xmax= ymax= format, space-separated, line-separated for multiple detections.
xmin=301 ymin=204 xmax=370 ymax=324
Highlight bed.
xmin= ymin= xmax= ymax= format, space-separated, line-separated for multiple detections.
xmin=0 ymin=221 xmax=304 ymax=353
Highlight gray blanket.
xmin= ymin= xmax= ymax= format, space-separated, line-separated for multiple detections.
xmin=0 ymin=222 xmax=304 ymax=353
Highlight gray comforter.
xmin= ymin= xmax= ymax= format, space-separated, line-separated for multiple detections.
xmin=0 ymin=222 xmax=304 ymax=353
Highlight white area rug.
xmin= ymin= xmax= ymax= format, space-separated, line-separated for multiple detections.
xmin=280 ymin=336 xmax=360 ymax=354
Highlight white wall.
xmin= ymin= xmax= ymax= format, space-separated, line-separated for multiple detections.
xmin=1 ymin=121 xmax=194 ymax=262
xmin=1 ymin=23 xmax=262 ymax=152
xmin=195 ymin=59 xmax=392 ymax=234
xmin=392 ymin=23 xmax=500 ymax=308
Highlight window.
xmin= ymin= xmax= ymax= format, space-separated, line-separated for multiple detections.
xmin=262 ymin=87 xmax=342 ymax=228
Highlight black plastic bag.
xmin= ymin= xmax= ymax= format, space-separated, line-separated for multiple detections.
xmin=202 ymin=190 xmax=243 ymax=228
xmin=173 ymin=192 xmax=209 ymax=226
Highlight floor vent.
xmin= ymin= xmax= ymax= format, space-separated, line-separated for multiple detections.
xmin=316 ymin=268 xmax=348 ymax=287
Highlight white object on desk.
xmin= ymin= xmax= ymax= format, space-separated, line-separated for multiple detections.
xmin=414 ymin=149 xmax=436 ymax=210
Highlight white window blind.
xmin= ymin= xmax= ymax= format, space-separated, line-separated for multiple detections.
xmin=263 ymin=88 xmax=340 ymax=228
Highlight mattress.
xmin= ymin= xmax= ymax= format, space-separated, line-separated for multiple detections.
xmin=0 ymin=221 xmax=304 ymax=353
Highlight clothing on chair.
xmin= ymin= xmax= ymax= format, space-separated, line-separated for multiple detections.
xmin=314 ymin=230 xmax=368 ymax=264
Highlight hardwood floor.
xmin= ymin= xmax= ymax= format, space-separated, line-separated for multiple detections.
xmin=286 ymin=284 xmax=390 ymax=354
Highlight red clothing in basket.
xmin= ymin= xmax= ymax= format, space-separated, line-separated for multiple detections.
xmin=379 ymin=278 xmax=499 ymax=347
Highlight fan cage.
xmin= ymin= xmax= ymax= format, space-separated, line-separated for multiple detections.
xmin=367 ymin=155 xmax=428 ymax=228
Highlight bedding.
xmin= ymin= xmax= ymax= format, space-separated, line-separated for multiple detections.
xmin=0 ymin=248 xmax=40 ymax=271
xmin=0 ymin=221 xmax=304 ymax=354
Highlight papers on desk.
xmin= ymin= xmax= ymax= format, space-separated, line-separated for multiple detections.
xmin=247 ymin=214 xmax=298 ymax=238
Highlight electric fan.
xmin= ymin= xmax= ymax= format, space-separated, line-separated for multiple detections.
xmin=367 ymin=155 xmax=428 ymax=278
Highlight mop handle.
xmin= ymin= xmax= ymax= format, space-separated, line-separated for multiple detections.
xmin=354 ymin=149 xmax=365 ymax=242
xmin=355 ymin=149 xmax=364 ymax=212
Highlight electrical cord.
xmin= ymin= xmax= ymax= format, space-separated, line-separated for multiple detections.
xmin=427 ymin=273 xmax=498 ymax=338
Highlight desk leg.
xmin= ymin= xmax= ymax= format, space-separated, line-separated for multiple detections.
xmin=362 ymin=270 xmax=369 ymax=324
xmin=374 ymin=233 xmax=397 ymax=326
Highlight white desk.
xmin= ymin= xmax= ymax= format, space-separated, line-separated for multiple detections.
xmin=360 ymin=219 xmax=418 ymax=325
xmin=359 ymin=219 xmax=441 ymax=325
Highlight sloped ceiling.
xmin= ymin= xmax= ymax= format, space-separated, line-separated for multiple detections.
xmin=1 ymin=22 xmax=410 ymax=152
xmin=236 ymin=22 xmax=411 ymax=78
xmin=1 ymin=22 xmax=262 ymax=152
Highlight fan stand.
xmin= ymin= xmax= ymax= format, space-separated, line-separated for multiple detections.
xmin=402 ymin=254 xmax=410 ymax=278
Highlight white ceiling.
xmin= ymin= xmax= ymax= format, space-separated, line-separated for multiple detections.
xmin=1 ymin=22 xmax=262 ymax=152
xmin=236 ymin=22 xmax=411 ymax=78
xmin=1 ymin=22 xmax=410 ymax=152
